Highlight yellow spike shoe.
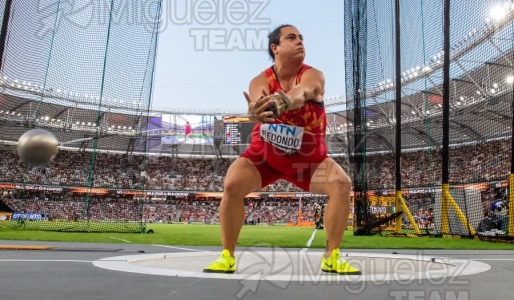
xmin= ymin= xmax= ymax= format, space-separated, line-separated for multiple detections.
xmin=203 ymin=249 xmax=236 ymax=273
xmin=321 ymin=249 xmax=361 ymax=275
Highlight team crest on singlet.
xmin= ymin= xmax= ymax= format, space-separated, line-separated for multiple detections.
xmin=260 ymin=123 xmax=304 ymax=154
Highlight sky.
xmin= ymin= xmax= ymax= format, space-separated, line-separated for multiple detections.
xmin=150 ymin=0 xmax=346 ymax=114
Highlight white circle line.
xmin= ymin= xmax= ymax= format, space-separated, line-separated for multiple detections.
xmin=93 ymin=251 xmax=491 ymax=282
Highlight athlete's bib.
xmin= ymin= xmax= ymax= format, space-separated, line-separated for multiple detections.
xmin=260 ymin=123 xmax=304 ymax=154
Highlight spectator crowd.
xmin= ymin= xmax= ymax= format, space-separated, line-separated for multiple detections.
xmin=0 ymin=138 xmax=510 ymax=191
xmin=0 ymin=138 xmax=510 ymax=227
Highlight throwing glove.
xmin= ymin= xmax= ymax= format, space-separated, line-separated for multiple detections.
xmin=266 ymin=90 xmax=293 ymax=118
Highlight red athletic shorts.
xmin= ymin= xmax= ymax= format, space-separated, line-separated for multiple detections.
xmin=241 ymin=136 xmax=328 ymax=192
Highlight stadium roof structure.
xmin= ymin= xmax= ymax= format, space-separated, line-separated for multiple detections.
xmin=0 ymin=8 xmax=513 ymax=156
xmin=339 ymin=7 xmax=514 ymax=154
xmin=0 ymin=52 xmax=512 ymax=156
xmin=339 ymin=48 xmax=514 ymax=153
xmin=1 ymin=64 xmax=511 ymax=157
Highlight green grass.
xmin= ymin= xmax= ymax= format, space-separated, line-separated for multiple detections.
xmin=1 ymin=224 xmax=514 ymax=250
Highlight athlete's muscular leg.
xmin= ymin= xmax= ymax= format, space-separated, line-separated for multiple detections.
xmin=308 ymin=158 xmax=352 ymax=257
xmin=221 ymin=157 xmax=262 ymax=257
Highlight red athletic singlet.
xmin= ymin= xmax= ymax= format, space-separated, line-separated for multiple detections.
xmin=241 ymin=64 xmax=328 ymax=191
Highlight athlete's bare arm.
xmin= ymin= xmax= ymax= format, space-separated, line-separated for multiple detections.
xmin=244 ymin=74 xmax=276 ymax=123
xmin=286 ymin=68 xmax=325 ymax=109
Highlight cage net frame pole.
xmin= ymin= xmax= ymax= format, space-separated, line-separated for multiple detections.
xmin=510 ymin=49 xmax=514 ymax=237
xmin=393 ymin=0 xmax=420 ymax=236
xmin=348 ymin=0 xmax=370 ymax=235
xmin=0 ymin=0 xmax=13 ymax=71
xmin=441 ymin=0 xmax=475 ymax=237
xmin=440 ymin=0 xmax=451 ymax=235
xmin=83 ymin=0 xmax=116 ymax=231
xmin=394 ymin=0 xmax=403 ymax=234
xmin=137 ymin=0 xmax=163 ymax=233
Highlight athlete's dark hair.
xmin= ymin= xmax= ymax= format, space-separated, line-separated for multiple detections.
xmin=268 ymin=24 xmax=294 ymax=61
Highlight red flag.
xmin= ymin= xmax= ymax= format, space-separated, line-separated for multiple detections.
xmin=428 ymin=94 xmax=443 ymax=104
